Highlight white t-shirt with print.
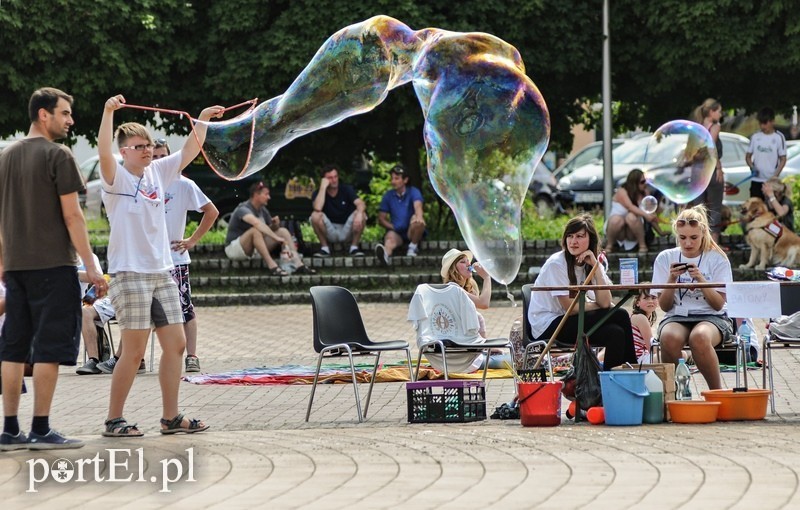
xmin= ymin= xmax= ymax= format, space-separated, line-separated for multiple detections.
xmin=748 ymin=131 xmax=786 ymax=182
xmin=164 ymin=176 xmax=211 ymax=266
xmin=101 ymin=152 xmax=182 ymax=273
xmin=652 ymin=247 xmax=732 ymax=317
xmin=408 ymin=283 xmax=485 ymax=373
xmin=528 ymin=250 xmax=612 ymax=339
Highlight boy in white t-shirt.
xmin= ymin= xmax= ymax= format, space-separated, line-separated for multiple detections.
xmin=156 ymin=140 xmax=219 ymax=373
xmin=98 ymin=94 xmax=223 ymax=437
xmin=745 ymin=107 xmax=786 ymax=200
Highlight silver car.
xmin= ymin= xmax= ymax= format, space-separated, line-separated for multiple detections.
xmin=558 ymin=132 xmax=749 ymax=207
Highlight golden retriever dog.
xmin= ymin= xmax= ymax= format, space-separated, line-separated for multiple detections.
xmin=739 ymin=197 xmax=800 ymax=270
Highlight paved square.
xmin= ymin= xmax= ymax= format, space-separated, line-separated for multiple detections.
xmin=1 ymin=303 xmax=799 ymax=508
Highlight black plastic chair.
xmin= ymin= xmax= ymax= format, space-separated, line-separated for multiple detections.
xmin=521 ymin=283 xmax=569 ymax=381
xmin=411 ymin=284 xmax=514 ymax=382
xmin=763 ymin=285 xmax=800 ymax=413
xmin=306 ymin=286 xmax=414 ymax=423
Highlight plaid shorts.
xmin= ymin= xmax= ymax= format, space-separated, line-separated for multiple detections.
xmin=108 ymin=272 xmax=184 ymax=330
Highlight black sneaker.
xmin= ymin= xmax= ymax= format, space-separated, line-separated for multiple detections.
xmin=350 ymin=248 xmax=365 ymax=257
xmin=375 ymin=243 xmax=389 ymax=267
xmin=0 ymin=431 xmax=28 ymax=451
xmin=27 ymin=430 xmax=84 ymax=450
xmin=138 ymin=359 xmax=146 ymax=374
xmin=313 ymin=249 xmax=331 ymax=258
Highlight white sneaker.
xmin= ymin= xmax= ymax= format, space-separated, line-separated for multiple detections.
xmin=406 ymin=247 xmax=418 ymax=257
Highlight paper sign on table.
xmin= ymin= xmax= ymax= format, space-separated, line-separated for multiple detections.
xmin=725 ymin=281 xmax=781 ymax=318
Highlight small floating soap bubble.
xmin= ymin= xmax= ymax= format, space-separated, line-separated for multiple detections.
xmin=639 ymin=195 xmax=658 ymax=214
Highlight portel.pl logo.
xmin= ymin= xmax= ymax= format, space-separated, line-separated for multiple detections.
xmin=27 ymin=447 xmax=195 ymax=493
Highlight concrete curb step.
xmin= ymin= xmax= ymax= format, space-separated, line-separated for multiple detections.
xmin=191 ymin=267 xmax=769 ymax=306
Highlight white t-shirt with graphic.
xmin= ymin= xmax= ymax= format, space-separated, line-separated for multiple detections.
xmin=652 ymin=247 xmax=732 ymax=317
xmin=101 ymin=152 xmax=182 ymax=273
xmin=748 ymin=131 xmax=786 ymax=182
xmin=408 ymin=283 xmax=485 ymax=373
xmin=164 ymin=176 xmax=211 ymax=266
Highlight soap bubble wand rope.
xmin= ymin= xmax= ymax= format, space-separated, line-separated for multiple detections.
xmin=120 ymin=99 xmax=259 ymax=180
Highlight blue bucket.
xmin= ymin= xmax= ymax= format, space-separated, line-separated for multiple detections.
xmin=599 ymin=371 xmax=649 ymax=426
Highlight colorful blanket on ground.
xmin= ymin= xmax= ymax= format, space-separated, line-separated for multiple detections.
xmin=183 ymin=362 xmax=514 ymax=385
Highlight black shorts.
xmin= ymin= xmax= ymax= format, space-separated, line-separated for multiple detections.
xmin=1 ymin=266 xmax=81 ymax=365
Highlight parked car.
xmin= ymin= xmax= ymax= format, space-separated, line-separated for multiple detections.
xmin=552 ymin=139 xmax=625 ymax=181
xmin=78 ymin=155 xmax=120 ymax=217
xmin=722 ymin=141 xmax=800 ymax=207
xmin=557 ymin=132 xmax=750 ymax=208
xmin=528 ymin=162 xmax=562 ymax=216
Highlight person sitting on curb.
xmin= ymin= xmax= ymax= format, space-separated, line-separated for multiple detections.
xmin=224 ymin=181 xmax=316 ymax=276
xmin=310 ymin=163 xmax=367 ymax=257
xmin=374 ymin=164 xmax=425 ymax=266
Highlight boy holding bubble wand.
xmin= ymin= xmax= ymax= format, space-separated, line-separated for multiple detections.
xmin=97 ymin=94 xmax=223 ymax=437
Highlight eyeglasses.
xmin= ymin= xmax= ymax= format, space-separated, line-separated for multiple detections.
xmin=122 ymin=144 xmax=154 ymax=152
xmin=154 ymin=138 xmax=167 ymax=148
xmin=675 ymin=218 xmax=700 ymax=227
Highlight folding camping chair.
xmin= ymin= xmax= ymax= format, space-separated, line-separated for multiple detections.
xmin=763 ymin=284 xmax=800 ymax=413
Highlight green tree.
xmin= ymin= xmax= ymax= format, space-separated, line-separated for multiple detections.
xmin=2 ymin=0 xmax=799 ymax=184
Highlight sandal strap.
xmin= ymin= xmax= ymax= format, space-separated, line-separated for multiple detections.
xmin=160 ymin=413 xmax=185 ymax=429
xmin=105 ymin=417 xmax=139 ymax=434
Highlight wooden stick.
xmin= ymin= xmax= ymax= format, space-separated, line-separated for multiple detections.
xmin=532 ymin=262 xmax=601 ymax=370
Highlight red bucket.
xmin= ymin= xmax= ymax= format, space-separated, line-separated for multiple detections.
xmin=518 ymin=381 xmax=563 ymax=427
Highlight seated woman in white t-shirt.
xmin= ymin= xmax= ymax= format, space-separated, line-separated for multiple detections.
xmin=652 ymin=205 xmax=732 ymax=390
xmin=528 ymin=214 xmax=638 ymax=370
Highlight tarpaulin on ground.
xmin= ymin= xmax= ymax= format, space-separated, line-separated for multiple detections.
xmin=183 ymin=362 xmax=513 ymax=385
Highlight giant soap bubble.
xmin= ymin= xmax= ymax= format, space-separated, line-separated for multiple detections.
xmin=197 ymin=15 xmax=550 ymax=284
xmin=643 ymin=120 xmax=717 ymax=205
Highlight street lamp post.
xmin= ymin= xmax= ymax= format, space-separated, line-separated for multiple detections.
xmin=602 ymin=0 xmax=614 ymax=222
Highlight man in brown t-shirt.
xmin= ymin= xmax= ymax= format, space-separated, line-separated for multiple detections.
xmin=0 ymin=87 xmax=106 ymax=451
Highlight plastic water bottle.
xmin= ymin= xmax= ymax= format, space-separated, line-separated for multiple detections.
xmin=738 ymin=319 xmax=752 ymax=365
xmin=642 ymin=370 xmax=664 ymax=423
xmin=675 ymin=358 xmax=692 ymax=401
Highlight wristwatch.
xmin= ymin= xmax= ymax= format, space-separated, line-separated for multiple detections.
xmin=770 ymin=196 xmax=777 ymax=202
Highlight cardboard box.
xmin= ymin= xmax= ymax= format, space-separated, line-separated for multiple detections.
xmin=613 ymin=363 xmax=675 ymax=420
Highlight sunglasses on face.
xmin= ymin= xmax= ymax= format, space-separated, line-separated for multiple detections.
xmin=675 ymin=219 xmax=700 ymax=227
xmin=639 ymin=180 xmax=647 ymax=185
xmin=154 ymin=138 xmax=168 ymax=148
xmin=122 ymin=144 xmax=153 ymax=152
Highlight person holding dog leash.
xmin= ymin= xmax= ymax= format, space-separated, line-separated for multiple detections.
xmin=762 ymin=177 xmax=794 ymax=232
